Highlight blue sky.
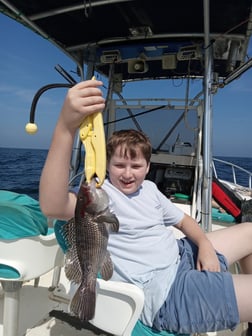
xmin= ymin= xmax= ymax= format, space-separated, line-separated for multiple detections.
xmin=0 ymin=13 xmax=252 ymax=157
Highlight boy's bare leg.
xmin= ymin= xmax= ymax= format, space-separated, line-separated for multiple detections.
xmin=206 ymin=222 xmax=252 ymax=271
xmin=206 ymin=222 xmax=252 ymax=322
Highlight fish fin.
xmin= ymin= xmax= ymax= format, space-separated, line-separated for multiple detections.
xmin=107 ymin=214 xmax=120 ymax=232
xmin=64 ymin=245 xmax=83 ymax=283
xmin=59 ymin=219 xmax=83 ymax=283
xmin=58 ymin=218 xmax=75 ymax=251
xmin=98 ymin=213 xmax=120 ymax=232
xmin=70 ymin=278 xmax=96 ymax=321
xmin=100 ymin=251 xmax=113 ymax=280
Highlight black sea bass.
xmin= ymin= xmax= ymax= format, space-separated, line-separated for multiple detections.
xmin=61 ymin=178 xmax=119 ymax=321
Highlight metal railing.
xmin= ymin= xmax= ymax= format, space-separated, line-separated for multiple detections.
xmin=212 ymin=157 xmax=252 ymax=189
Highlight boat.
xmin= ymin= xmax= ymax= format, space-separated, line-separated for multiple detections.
xmin=1 ymin=0 xmax=252 ymax=335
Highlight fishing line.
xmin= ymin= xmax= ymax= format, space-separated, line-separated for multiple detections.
xmin=104 ymin=104 xmax=168 ymax=125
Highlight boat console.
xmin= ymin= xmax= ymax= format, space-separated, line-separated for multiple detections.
xmin=148 ymin=152 xmax=196 ymax=203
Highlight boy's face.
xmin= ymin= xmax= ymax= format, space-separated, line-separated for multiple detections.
xmin=107 ymin=145 xmax=150 ymax=195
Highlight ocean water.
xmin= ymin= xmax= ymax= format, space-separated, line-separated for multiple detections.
xmin=1 ymin=147 xmax=252 ymax=200
xmin=0 ymin=148 xmax=48 ymax=200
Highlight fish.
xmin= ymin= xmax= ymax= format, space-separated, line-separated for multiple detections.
xmin=60 ymin=178 xmax=119 ymax=321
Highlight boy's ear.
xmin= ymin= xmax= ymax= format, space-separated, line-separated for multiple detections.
xmin=146 ymin=162 xmax=150 ymax=174
xmin=106 ymin=160 xmax=110 ymax=176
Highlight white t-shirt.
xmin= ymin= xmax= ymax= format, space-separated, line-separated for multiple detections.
xmin=103 ymin=179 xmax=184 ymax=326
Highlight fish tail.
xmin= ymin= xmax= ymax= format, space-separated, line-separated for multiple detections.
xmin=70 ymin=280 xmax=96 ymax=321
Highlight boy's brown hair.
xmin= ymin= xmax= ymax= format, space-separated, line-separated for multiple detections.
xmin=106 ymin=129 xmax=152 ymax=163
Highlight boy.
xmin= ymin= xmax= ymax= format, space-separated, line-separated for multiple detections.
xmin=40 ymin=80 xmax=252 ymax=335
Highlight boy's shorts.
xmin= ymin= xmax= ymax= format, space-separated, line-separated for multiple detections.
xmin=153 ymin=238 xmax=239 ymax=334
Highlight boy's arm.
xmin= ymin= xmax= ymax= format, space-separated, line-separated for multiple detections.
xmin=39 ymin=80 xmax=105 ymax=220
xmin=39 ymin=120 xmax=77 ymax=220
xmin=175 ymin=214 xmax=221 ymax=272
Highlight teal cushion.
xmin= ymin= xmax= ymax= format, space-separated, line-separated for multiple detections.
xmin=212 ymin=207 xmax=235 ymax=223
xmin=132 ymin=320 xmax=189 ymax=336
xmin=131 ymin=320 xmax=189 ymax=336
xmin=0 ymin=190 xmax=48 ymax=239
xmin=0 ymin=264 xmax=20 ymax=279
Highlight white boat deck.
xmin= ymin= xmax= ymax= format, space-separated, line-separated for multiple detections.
xmin=0 ymin=269 xmax=110 ymax=336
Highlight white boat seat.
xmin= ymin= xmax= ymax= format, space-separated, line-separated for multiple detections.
xmin=0 ymin=190 xmax=64 ymax=336
xmin=90 ymin=278 xmax=145 ymax=336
